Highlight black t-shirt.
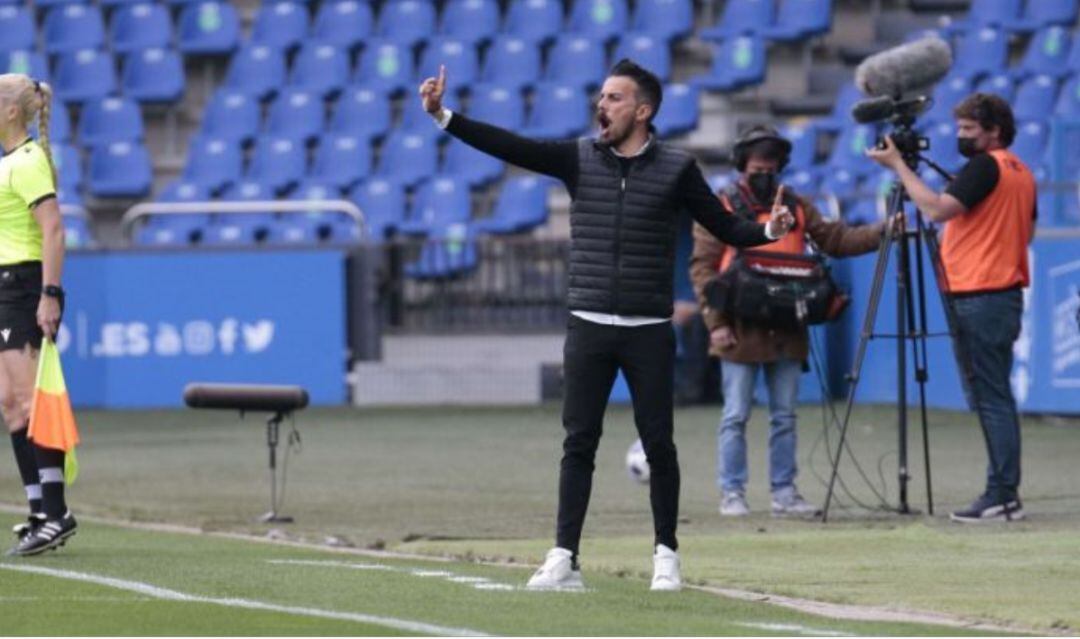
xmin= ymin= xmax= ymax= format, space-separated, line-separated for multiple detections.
xmin=945 ymin=153 xmax=999 ymax=210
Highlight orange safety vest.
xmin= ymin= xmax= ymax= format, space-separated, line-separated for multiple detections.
xmin=717 ymin=183 xmax=806 ymax=274
xmin=940 ymin=149 xmax=1036 ymax=294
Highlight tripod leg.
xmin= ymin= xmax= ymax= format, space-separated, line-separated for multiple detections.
xmin=823 ymin=187 xmax=903 ymax=521
xmin=896 ymin=226 xmax=912 ymax=514
xmin=912 ymin=217 xmax=934 ymax=515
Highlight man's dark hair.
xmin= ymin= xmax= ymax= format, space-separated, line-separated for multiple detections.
xmin=953 ymin=92 xmax=1017 ymax=147
xmin=609 ymin=58 xmax=663 ymax=123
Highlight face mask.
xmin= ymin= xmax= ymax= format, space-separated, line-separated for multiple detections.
xmin=957 ymin=137 xmax=979 ymax=158
xmin=747 ymin=172 xmax=778 ymax=204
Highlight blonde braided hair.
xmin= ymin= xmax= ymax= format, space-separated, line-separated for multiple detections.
xmin=0 ymin=73 xmax=59 ymax=189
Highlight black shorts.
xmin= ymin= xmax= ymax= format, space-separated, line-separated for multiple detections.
xmin=0 ymin=261 xmax=50 ymax=352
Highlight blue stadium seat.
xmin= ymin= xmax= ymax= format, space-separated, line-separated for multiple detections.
xmin=400 ymin=175 xmax=472 ymax=235
xmin=349 ymin=177 xmax=407 ymax=241
xmin=203 ymin=212 xmax=275 ymax=246
xmin=952 ymin=27 xmax=1009 ymax=81
xmin=568 ymin=0 xmax=629 ymax=44
xmin=924 ymin=120 xmax=964 ymax=173
xmin=404 ymin=222 xmax=478 ymax=279
xmin=264 ymin=216 xmax=320 ymax=245
xmin=265 ymin=88 xmax=325 ymax=144
xmin=0 ymin=7 xmax=35 ymax=52
xmin=328 ymin=86 xmax=392 ymax=141
xmin=473 ymin=175 xmax=549 ymax=234
xmin=122 ymin=48 xmax=186 ymax=103
xmin=78 ymin=96 xmax=144 ymax=148
xmin=87 ymin=141 xmax=152 ymax=198
xmin=942 ymin=0 xmax=1021 ymax=36
xmin=783 ymin=167 xmax=820 ymax=196
xmin=182 ymin=135 xmax=243 ymax=193
xmin=220 ymin=178 xmax=275 ymax=203
xmin=30 ymin=101 xmax=71 ymax=144
xmin=0 ymin=50 xmax=49 ymax=81
xmin=251 ymin=1 xmax=309 ymax=51
xmin=691 ymin=34 xmax=767 ymax=92
xmin=812 ymin=82 xmax=859 ymax=134
xmin=468 ymin=83 xmax=526 ymax=129
xmin=544 ymin=35 xmax=607 ymax=91
xmin=246 ymin=136 xmax=307 ymax=194
xmin=288 ymin=179 xmax=346 ymax=220
xmin=503 ymin=0 xmax=563 ymax=45
xmin=613 ymin=33 xmax=672 ymax=81
xmin=110 ymin=3 xmax=172 ymax=54
xmin=480 ymin=36 xmax=540 ymax=92
xmin=762 ymin=0 xmax=832 ymax=42
xmin=1010 ymin=120 xmax=1049 ymax=169
xmin=310 ymin=133 xmax=372 ymax=190
xmin=156 ymin=179 xmax=211 ymax=203
xmin=289 ymin=42 xmax=350 ymax=98
xmin=27 ymin=0 xmax=87 ymax=6
xmin=974 ymin=72 xmax=1015 ymax=101
xmin=312 ymin=0 xmax=372 ymax=51
xmin=52 ymin=143 xmax=82 ymax=191
xmin=376 ymin=0 xmax=436 ymax=48
xmin=1012 ymin=74 xmax=1060 ymax=121
xmin=441 ymin=138 xmax=504 ymax=187
xmin=780 ymin=124 xmax=816 ymax=170
xmin=134 ymin=214 xmax=209 ymax=246
xmin=418 ymin=38 xmax=480 ymax=91
xmin=440 ymin=0 xmax=500 ymax=46
xmin=1013 ymin=26 xmax=1072 ymax=80
xmin=101 ymin=0 xmax=147 ymax=7
xmin=1009 ymin=0 xmax=1078 ymax=33
xmin=1054 ymin=74 xmax=1080 ymax=117
xmin=354 ymin=39 xmax=414 ymax=95
xmin=652 ymin=82 xmax=698 ymax=137
xmin=630 ymin=0 xmax=692 ymax=43
xmin=177 ymin=1 xmax=240 ymax=55
xmin=376 ymin=130 xmax=438 ymax=188
xmin=54 ymin=49 xmax=117 ymax=105
xmin=62 ymin=215 xmax=93 ymax=248
xmin=43 ymin=5 xmax=105 ymax=55
xmin=200 ymin=89 xmax=259 ymax=145
xmin=923 ymin=74 xmax=972 ymax=124
xmin=522 ymin=83 xmax=589 ymax=139
xmin=224 ymin=44 xmax=287 ymax=100
xmin=826 ymin=123 xmax=878 ymax=177
xmin=706 ymin=172 xmax=734 ymax=194
xmin=700 ymin=0 xmax=775 ymax=42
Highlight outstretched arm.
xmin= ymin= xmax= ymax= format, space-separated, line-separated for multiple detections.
xmin=680 ymin=164 xmax=792 ymax=247
xmin=420 ymin=66 xmax=578 ymax=188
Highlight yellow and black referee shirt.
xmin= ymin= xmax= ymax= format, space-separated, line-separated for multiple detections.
xmin=0 ymin=138 xmax=55 ymax=265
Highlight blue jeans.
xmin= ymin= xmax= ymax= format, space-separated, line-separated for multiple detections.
xmin=718 ymin=358 xmax=802 ymax=493
xmin=949 ymin=288 xmax=1023 ymax=502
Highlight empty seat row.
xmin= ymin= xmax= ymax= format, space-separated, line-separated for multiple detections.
xmin=3 ymin=47 xmax=184 ymax=104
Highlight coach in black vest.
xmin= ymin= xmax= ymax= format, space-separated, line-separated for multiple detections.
xmin=420 ymin=60 xmax=793 ymax=591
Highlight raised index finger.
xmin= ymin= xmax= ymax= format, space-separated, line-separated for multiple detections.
xmin=773 ymin=184 xmax=785 ymax=210
xmin=437 ymin=64 xmax=446 ymax=93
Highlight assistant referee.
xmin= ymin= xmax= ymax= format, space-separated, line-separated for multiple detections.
xmin=0 ymin=74 xmax=75 ymax=556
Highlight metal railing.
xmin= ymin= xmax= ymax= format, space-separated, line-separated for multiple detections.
xmin=119 ymin=199 xmax=368 ymax=241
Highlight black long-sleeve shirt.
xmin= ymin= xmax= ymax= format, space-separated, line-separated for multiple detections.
xmin=445 ymin=113 xmax=772 ymax=247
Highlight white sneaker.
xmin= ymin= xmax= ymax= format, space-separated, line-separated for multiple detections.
xmin=771 ymin=488 xmax=822 ymax=517
xmin=526 ymin=547 xmax=584 ymax=591
xmin=650 ymin=544 xmax=681 ymax=591
xmin=720 ymin=490 xmax=750 ymax=517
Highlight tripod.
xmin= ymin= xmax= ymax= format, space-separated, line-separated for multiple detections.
xmin=822 ymin=152 xmax=956 ymax=522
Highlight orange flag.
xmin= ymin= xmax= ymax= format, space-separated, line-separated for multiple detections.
xmin=27 ymin=338 xmax=80 ymax=484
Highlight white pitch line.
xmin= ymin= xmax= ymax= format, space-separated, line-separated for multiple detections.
xmin=736 ymin=621 xmax=855 ymax=637
xmin=0 ymin=563 xmax=490 ymax=637
xmin=270 ymin=558 xmax=520 ymax=592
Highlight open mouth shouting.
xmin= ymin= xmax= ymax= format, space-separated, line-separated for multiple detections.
xmin=597 ymin=112 xmax=612 ymax=138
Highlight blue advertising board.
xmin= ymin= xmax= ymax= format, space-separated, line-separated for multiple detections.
xmin=56 ymin=250 xmax=347 ymax=408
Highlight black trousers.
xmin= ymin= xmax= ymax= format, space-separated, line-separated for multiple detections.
xmin=557 ymin=314 xmax=679 ymax=555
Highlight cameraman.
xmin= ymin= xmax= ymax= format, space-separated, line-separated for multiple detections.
xmin=867 ymin=93 xmax=1036 ymax=523
xmin=690 ymin=125 xmax=886 ymax=517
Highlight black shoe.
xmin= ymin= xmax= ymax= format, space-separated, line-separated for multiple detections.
xmin=950 ymin=494 xmax=1024 ymax=523
xmin=11 ymin=513 xmax=46 ymax=541
xmin=7 ymin=512 xmax=78 ymax=556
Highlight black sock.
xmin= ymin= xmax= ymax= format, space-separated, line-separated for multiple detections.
xmin=10 ymin=427 xmax=42 ymax=515
xmin=33 ymin=445 xmax=67 ymax=519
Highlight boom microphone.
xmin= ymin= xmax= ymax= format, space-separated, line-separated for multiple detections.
xmin=851 ymin=95 xmax=932 ymax=124
xmin=854 ymin=36 xmax=953 ymax=98
xmin=183 ymin=383 xmax=309 ymax=413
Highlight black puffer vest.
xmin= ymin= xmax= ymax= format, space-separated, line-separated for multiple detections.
xmin=568 ymin=138 xmax=697 ymax=317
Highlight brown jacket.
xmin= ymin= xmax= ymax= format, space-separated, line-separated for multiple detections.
xmin=689 ymin=190 xmax=884 ymax=363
